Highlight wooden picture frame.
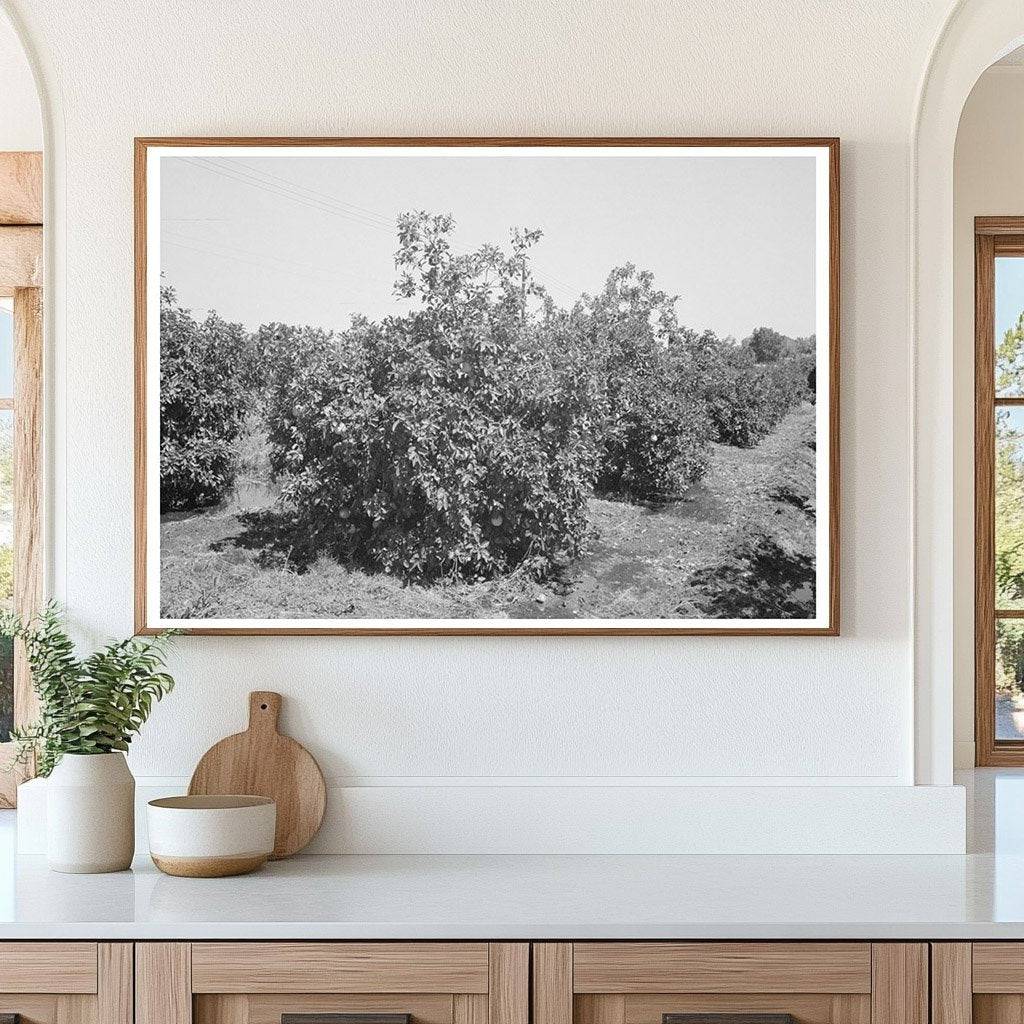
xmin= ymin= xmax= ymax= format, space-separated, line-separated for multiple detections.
xmin=135 ymin=137 xmax=840 ymax=636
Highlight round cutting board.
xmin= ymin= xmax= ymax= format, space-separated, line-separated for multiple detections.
xmin=188 ymin=691 xmax=326 ymax=859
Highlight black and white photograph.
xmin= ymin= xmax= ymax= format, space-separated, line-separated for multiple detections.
xmin=136 ymin=139 xmax=838 ymax=635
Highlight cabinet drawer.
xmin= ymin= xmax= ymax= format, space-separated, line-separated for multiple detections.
xmin=0 ymin=942 xmax=98 ymax=993
xmin=139 ymin=942 xmax=528 ymax=1024
xmin=534 ymin=943 xmax=926 ymax=1024
xmin=197 ymin=993 xmax=457 ymax=1024
xmin=973 ymin=943 xmax=1024 ymax=992
xmin=572 ymin=943 xmax=872 ymax=994
xmin=191 ymin=943 xmax=490 ymax=993
xmin=0 ymin=942 xmax=130 ymax=1024
xmin=934 ymin=942 xmax=1024 ymax=1024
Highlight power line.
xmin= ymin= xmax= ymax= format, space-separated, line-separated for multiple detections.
xmin=179 ymin=156 xmax=580 ymax=303
xmin=164 ymin=230 xmax=345 ymax=282
xmin=204 ymin=157 xmax=401 ymax=232
xmin=181 ymin=158 xmax=401 ymax=235
xmin=197 ymin=158 xmax=579 ymax=295
xmin=163 ymin=239 xmax=348 ymax=291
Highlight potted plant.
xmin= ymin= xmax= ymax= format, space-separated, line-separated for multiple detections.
xmin=2 ymin=603 xmax=176 ymax=873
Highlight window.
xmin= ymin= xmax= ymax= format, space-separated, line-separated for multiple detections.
xmin=974 ymin=219 xmax=1024 ymax=764
xmin=0 ymin=150 xmax=43 ymax=805
xmin=0 ymin=299 xmax=13 ymax=744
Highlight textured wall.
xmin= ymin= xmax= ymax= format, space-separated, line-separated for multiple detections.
xmin=0 ymin=13 xmax=39 ymax=151
xmin=3 ymin=0 xmax=957 ymax=810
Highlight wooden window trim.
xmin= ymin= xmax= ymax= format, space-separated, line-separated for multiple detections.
xmin=0 ymin=287 xmax=43 ymax=806
xmin=975 ymin=218 xmax=1024 ymax=765
xmin=0 ymin=151 xmax=43 ymax=807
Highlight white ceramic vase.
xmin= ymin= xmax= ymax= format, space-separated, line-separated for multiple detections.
xmin=46 ymin=752 xmax=135 ymax=873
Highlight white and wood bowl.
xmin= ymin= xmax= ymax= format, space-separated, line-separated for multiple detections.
xmin=147 ymin=795 xmax=276 ymax=877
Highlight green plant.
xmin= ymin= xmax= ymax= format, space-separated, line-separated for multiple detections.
xmin=1 ymin=603 xmax=177 ymax=776
xmin=0 ymin=546 xmax=13 ymax=604
xmin=997 ymin=620 xmax=1024 ymax=695
xmin=996 ymin=408 xmax=1024 ymax=609
xmin=0 ymin=634 xmax=12 ymax=743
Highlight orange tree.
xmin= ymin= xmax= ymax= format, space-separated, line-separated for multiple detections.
xmin=580 ymin=265 xmax=713 ymax=502
xmin=159 ymin=287 xmax=250 ymax=511
xmin=259 ymin=213 xmax=601 ymax=583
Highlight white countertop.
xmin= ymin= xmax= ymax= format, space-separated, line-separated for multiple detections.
xmin=0 ymin=849 xmax=1022 ymax=940
xmin=0 ymin=769 xmax=1021 ymax=941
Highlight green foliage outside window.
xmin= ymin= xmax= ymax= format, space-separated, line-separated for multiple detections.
xmin=0 ymin=634 xmax=11 ymax=742
xmin=990 ymin=316 xmax=1024 ymax=696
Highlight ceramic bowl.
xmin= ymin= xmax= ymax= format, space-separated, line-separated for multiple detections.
xmin=147 ymin=795 xmax=276 ymax=877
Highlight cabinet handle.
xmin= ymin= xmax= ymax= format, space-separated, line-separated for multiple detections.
xmin=283 ymin=1016 xmax=411 ymax=1024
xmin=664 ymin=1016 xmax=796 ymax=1024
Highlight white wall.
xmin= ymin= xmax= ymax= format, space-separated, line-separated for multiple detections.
xmin=0 ymin=11 xmax=39 ymax=151
xmin=952 ymin=66 xmax=1024 ymax=768
xmin=1 ymin=0 xmax=971 ymax=851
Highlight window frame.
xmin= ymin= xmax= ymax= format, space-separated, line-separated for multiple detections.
xmin=974 ymin=217 xmax=1024 ymax=764
xmin=0 ymin=151 xmax=43 ymax=806
xmin=0 ymin=288 xmax=42 ymax=806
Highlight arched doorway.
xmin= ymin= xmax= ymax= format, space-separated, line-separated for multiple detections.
xmin=914 ymin=0 xmax=1024 ymax=784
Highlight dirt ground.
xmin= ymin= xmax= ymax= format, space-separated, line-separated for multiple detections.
xmin=159 ymin=406 xmax=816 ymax=621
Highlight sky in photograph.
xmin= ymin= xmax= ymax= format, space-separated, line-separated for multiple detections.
xmin=159 ymin=149 xmax=818 ymax=340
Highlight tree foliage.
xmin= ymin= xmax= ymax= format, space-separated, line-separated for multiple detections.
xmin=581 ymin=265 xmax=712 ymax=501
xmin=998 ymin=312 xmax=1024 ymax=395
xmin=0 ymin=634 xmax=11 ymax=743
xmin=998 ymin=621 xmax=1024 ymax=696
xmin=258 ymin=213 xmax=600 ymax=582
xmin=988 ymin=318 xmax=1024 ymax=695
xmin=161 ymin=211 xmax=816 ymax=589
xmin=996 ymin=409 xmax=1024 ymax=608
xmin=160 ymin=286 xmax=251 ymax=511
xmin=707 ymin=350 xmax=808 ymax=449
xmin=747 ymin=325 xmax=785 ymax=364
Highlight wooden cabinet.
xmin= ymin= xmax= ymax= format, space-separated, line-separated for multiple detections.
xmin=931 ymin=943 xmax=1024 ymax=1024
xmin=0 ymin=942 xmax=132 ymax=1024
xmin=533 ymin=943 xmax=929 ymax=1024
xmin=0 ymin=937 xmax=954 ymax=1024
xmin=136 ymin=943 xmax=528 ymax=1024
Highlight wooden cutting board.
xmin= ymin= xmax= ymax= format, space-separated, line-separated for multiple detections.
xmin=188 ymin=691 xmax=326 ymax=859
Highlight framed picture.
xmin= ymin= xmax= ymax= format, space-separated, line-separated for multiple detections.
xmin=135 ymin=137 xmax=839 ymax=636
